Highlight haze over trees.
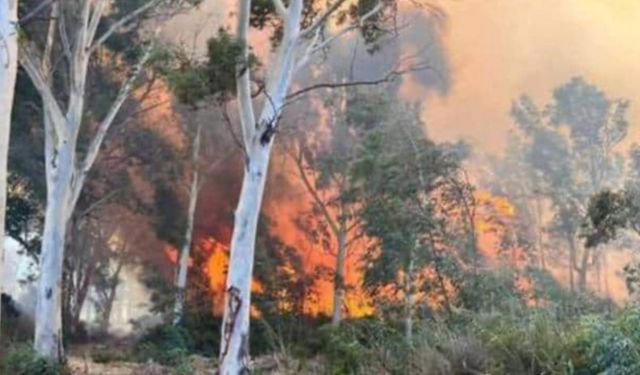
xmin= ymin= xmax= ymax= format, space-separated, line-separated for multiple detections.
xmin=3 ymin=2 xmax=640 ymax=375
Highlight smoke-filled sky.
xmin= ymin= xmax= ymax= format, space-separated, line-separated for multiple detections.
xmin=157 ymin=0 xmax=640 ymax=305
xmin=424 ymin=0 xmax=640 ymax=152
xmin=165 ymin=0 xmax=640 ymax=154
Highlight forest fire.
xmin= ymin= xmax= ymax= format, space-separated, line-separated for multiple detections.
xmin=188 ymin=183 xmax=530 ymax=319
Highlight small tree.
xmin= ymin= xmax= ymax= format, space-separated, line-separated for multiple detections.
xmin=352 ymin=99 xmax=468 ymax=343
xmin=510 ymin=77 xmax=629 ymax=291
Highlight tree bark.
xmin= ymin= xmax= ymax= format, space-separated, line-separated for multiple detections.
xmin=218 ymin=0 xmax=303 ymax=372
xmin=99 ymin=260 xmax=123 ymax=333
xmin=567 ymin=235 xmax=576 ymax=292
xmin=0 ymin=0 xmax=18 ymax=339
xmin=35 ymin=144 xmax=74 ymax=359
xmin=577 ymin=244 xmax=591 ymax=292
xmin=404 ymin=253 xmax=415 ymax=345
xmin=331 ymin=228 xmax=346 ymax=326
xmin=173 ymin=123 xmax=202 ymax=325
xmin=219 ymin=141 xmax=273 ymax=374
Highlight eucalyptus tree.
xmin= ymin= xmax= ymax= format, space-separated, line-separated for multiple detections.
xmin=511 ymin=77 xmax=629 ymax=291
xmin=287 ymin=87 xmax=390 ymax=326
xmin=351 ymin=100 xmax=468 ymax=343
xmin=0 ymin=0 xmax=18 ymax=336
xmin=17 ymin=0 xmax=198 ymax=360
xmin=217 ymin=0 xmax=432 ymax=371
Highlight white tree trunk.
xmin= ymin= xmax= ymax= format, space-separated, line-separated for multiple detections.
xmin=0 ymin=0 xmax=18 ymax=337
xmin=218 ymin=0 xmax=303 ymax=372
xmin=35 ymin=144 xmax=74 ymax=359
xmin=219 ymin=139 xmax=273 ymax=374
xmin=331 ymin=228 xmax=346 ymax=326
xmin=173 ymin=123 xmax=202 ymax=325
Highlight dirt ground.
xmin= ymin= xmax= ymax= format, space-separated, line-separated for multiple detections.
xmin=66 ymin=355 xmax=216 ymax=375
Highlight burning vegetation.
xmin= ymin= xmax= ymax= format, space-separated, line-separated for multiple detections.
xmin=3 ymin=1 xmax=640 ymax=375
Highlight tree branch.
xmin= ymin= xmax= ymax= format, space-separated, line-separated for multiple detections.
xmin=296 ymin=1 xmax=384 ymax=72
xmin=292 ymin=147 xmax=340 ymax=236
xmin=272 ymin=0 xmax=288 ymax=19
xmin=286 ymin=64 xmax=434 ymax=101
xmin=89 ymin=0 xmax=161 ymax=54
xmin=235 ymin=0 xmax=256 ymax=147
xmin=299 ymin=0 xmax=349 ymax=39
xmin=72 ymin=43 xmax=154 ymax=206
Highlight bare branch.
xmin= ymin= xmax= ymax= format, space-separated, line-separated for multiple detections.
xmin=287 ymin=63 xmax=435 ymax=102
xmin=58 ymin=10 xmax=72 ymax=63
xmin=299 ymin=0 xmax=349 ymax=39
xmin=89 ymin=0 xmax=161 ymax=54
xmin=272 ymin=0 xmax=288 ymax=19
xmin=296 ymin=1 xmax=384 ymax=72
xmin=87 ymin=0 xmax=107 ymax=45
xmin=73 ymin=43 xmax=154 ymax=206
xmin=18 ymin=0 xmax=57 ymax=26
xmin=292 ymin=147 xmax=340 ymax=236
xmin=235 ymin=0 xmax=256 ymax=147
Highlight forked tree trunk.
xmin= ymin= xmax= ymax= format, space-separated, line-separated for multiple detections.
xmin=331 ymin=228 xmax=346 ymax=326
xmin=173 ymin=123 xmax=202 ymax=325
xmin=0 ymin=0 xmax=18 ymax=338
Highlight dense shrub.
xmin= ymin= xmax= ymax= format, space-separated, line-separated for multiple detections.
xmin=133 ymin=324 xmax=193 ymax=367
xmin=0 ymin=344 xmax=70 ymax=375
xmin=568 ymin=308 xmax=640 ymax=374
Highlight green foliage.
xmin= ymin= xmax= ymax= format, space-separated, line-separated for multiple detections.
xmin=583 ymin=187 xmax=640 ymax=248
xmin=89 ymin=346 xmax=128 ymax=364
xmin=456 ymin=268 xmax=524 ymax=312
xmin=133 ymin=324 xmax=193 ymax=367
xmin=0 ymin=344 xmax=70 ymax=375
xmin=154 ymin=28 xmax=259 ymax=107
xmin=5 ymin=173 xmax=43 ymax=259
xmin=568 ymin=309 xmax=640 ymax=374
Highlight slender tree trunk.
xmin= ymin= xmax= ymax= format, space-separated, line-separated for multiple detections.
xmin=100 ymin=261 xmax=123 ymax=333
xmin=567 ymin=235 xmax=576 ymax=292
xmin=219 ymin=141 xmax=273 ymax=373
xmin=218 ymin=0 xmax=303 ymax=372
xmin=535 ymin=197 xmax=545 ymax=270
xmin=331 ymin=228 xmax=346 ymax=326
xmin=578 ymin=245 xmax=591 ymax=292
xmin=404 ymin=253 xmax=415 ymax=345
xmin=173 ymin=123 xmax=202 ymax=325
xmin=0 ymin=0 xmax=18 ymax=338
xmin=35 ymin=144 xmax=74 ymax=359
xmin=602 ymin=251 xmax=610 ymax=300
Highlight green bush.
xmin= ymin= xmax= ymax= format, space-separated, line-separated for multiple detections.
xmin=315 ymin=324 xmax=368 ymax=375
xmin=0 ymin=344 xmax=70 ymax=375
xmin=89 ymin=346 xmax=127 ymax=364
xmin=133 ymin=324 xmax=192 ymax=367
xmin=568 ymin=309 xmax=640 ymax=374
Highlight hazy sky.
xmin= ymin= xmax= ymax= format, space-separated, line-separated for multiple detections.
xmin=424 ymin=0 xmax=640 ymax=152
xmin=165 ymin=0 xmax=640 ymax=153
